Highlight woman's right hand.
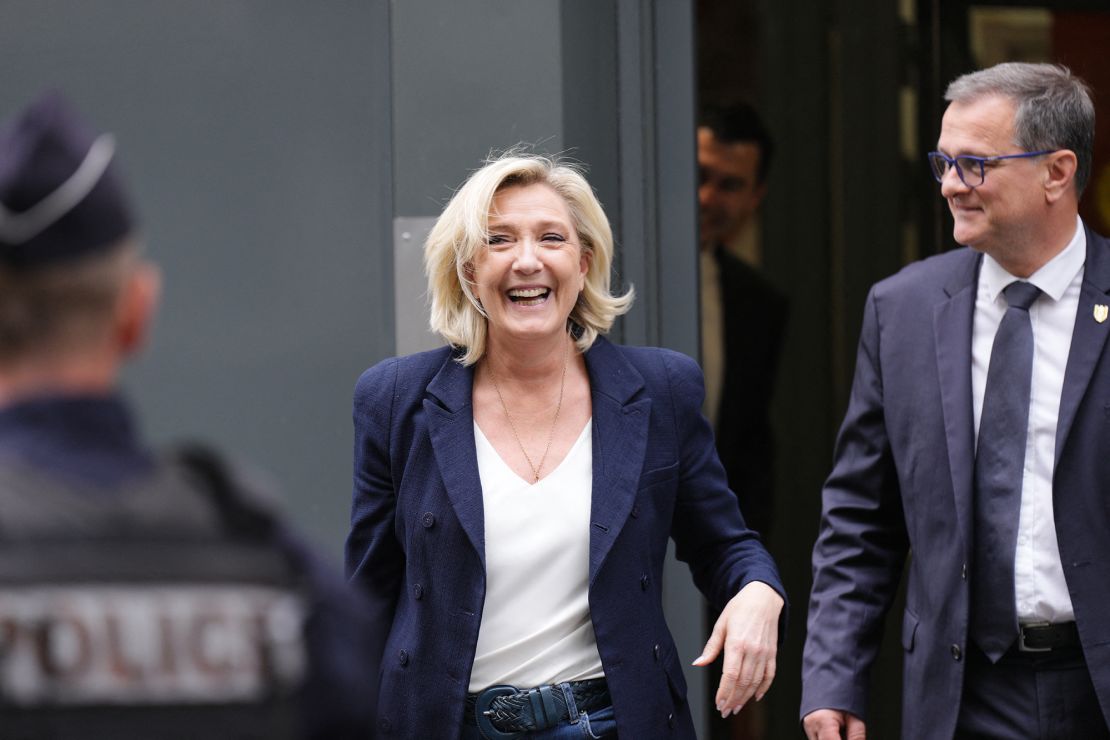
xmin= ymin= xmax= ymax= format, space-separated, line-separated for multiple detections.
xmin=691 ymin=580 xmax=783 ymax=717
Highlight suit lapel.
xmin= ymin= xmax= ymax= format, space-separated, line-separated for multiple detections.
xmin=584 ymin=338 xmax=650 ymax=584
xmin=1056 ymin=226 xmax=1110 ymax=458
xmin=933 ymin=250 xmax=981 ymax=550
xmin=424 ymin=352 xmax=485 ymax=566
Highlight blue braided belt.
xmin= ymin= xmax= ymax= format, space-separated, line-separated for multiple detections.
xmin=464 ymin=678 xmax=611 ymax=737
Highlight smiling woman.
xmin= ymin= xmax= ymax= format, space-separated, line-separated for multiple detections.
xmin=345 ymin=152 xmax=787 ymax=739
xmin=471 ymin=183 xmax=590 ymax=355
xmin=423 ymin=153 xmax=632 ymax=367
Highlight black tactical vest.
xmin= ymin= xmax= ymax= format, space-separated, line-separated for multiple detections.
xmin=0 ymin=447 xmax=310 ymax=740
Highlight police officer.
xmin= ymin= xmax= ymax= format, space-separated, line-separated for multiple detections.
xmin=0 ymin=93 xmax=380 ymax=739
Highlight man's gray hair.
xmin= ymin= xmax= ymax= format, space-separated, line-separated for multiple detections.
xmin=946 ymin=62 xmax=1095 ymax=195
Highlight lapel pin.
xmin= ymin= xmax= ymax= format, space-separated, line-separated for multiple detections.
xmin=1095 ymin=304 xmax=1109 ymax=324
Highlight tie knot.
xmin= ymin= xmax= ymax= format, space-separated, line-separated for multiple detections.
xmin=1003 ymin=281 xmax=1041 ymax=311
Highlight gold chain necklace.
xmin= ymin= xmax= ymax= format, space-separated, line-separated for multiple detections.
xmin=487 ymin=339 xmax=570 ymax=483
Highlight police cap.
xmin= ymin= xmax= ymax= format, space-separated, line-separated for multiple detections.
xmin=0 ymin=92 xmax=134 ymax=270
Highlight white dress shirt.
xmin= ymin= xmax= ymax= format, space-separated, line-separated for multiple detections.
xmin=972 ymin=216 xmax=1086 ymax=624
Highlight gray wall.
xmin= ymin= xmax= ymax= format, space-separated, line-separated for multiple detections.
xmin=0 ymin=1 xmax=394 ymax=555
xmin=393 ymin=3 xmax=565 ymax=216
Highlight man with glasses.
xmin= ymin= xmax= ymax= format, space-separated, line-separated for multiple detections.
xmin=802 ymin=62 xmax=1109 ymax=739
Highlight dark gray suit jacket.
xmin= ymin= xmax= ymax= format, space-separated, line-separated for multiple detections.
xmin=802 ymin=224 xmax=1110 ymax=739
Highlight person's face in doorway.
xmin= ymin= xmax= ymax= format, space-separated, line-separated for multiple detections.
xmin=697 ymin=126 xmax=767 ymax=250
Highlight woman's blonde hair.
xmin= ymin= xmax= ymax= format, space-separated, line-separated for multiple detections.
xmin=424 ymin=151 xmax=634 ymax=365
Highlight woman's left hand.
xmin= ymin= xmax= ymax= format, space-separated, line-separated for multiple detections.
xmin=692 ymin=580 xmax=784 ymax=718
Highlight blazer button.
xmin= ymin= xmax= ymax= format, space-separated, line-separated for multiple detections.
xmin=422 ymin=512 xmax=436 ymax=528
xmin=630 ymin=505 xmax=640 ymax=519
xmin=378 ymin=717 xmax=392 ymax=733
xmin=413 ymin=583 xmax=424 ymax=600
xmin=667 ymin=712 xmax=675 ymax=728
xmin=961 ymin=563 xmax=967 ymax=580
xmin=399 ymin=649 xmax=410 ymax=667
xmin=640 ymin=574 xmax=649 ymax=591
xmin=653 ymin=644 xmax=660 ymax=661
xmin=950 ymin=644 xmax=962 ymax=661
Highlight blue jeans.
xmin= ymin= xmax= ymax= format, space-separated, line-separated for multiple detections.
xmin=460 ymin=705 xmax=617 ymax=739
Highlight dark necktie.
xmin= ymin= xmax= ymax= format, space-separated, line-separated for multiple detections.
xmin=971 ymin=280 xmax=1042 ymax=662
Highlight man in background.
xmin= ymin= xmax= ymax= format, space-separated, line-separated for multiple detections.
xmin=698 ymin=103 xmax=788 ymax=740
xmin=698 ymin=102 xmax=788 ymax=542
xmin=0 ymin=92 xmax=379 ymax=739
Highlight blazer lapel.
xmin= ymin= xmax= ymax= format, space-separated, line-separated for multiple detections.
xmin=933 ymin=250 xmax=981 ymax=550
xmin=1056 ymin=225 xmax=1110 ymax=458
xmin=424 ymin=352 xmax=485 ymax=566
xmin=584 ymin=338 xmax=650 ymax=584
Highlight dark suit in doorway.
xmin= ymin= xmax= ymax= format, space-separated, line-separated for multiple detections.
xmin=710 ymin=246 xmax=788 ymax=538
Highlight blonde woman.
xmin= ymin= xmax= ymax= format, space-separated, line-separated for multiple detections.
xmin=346 ymin=152 xmax=785 ymax=738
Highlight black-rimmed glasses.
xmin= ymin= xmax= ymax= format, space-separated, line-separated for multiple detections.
xmin=927 ymin=150 xmax=1057 ymax=188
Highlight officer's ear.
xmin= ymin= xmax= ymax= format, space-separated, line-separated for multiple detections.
xmin=115 ymin=260 xmax=161 ymax=356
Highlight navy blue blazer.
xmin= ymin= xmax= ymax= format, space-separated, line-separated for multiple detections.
xmin=802 ymin=225 xmax=1110 ymax=738
xmin=346 ymin=336 xmax=785 ymax=738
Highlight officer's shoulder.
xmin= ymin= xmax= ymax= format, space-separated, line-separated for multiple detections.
xmin=168 ymin=443 xmax=289 ymax=533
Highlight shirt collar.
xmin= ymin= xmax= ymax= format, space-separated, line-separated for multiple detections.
xmin=980 ymin=215 xmax=1086 ymax=303
xmin=0 ymin=392 xmax=137 ymax=448
xmin=0 ymin=392 xmax=154 ymax=487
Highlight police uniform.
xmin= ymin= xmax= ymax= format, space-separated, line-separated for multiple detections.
xmin=0 ymin=94 xmax=380 ymax=739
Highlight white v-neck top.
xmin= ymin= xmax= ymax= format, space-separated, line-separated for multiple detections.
xmin=468 ymin=419 xmax=604 ymax=691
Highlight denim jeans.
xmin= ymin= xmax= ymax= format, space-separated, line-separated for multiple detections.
xmin=460 ymin=705 xmax=617 ymax=739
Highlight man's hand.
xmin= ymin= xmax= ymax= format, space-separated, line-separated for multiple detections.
xmin=691 ymin=581 xmax=784 ymax=717
xmin=803 ymin=708 xmax=866 ymax=740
